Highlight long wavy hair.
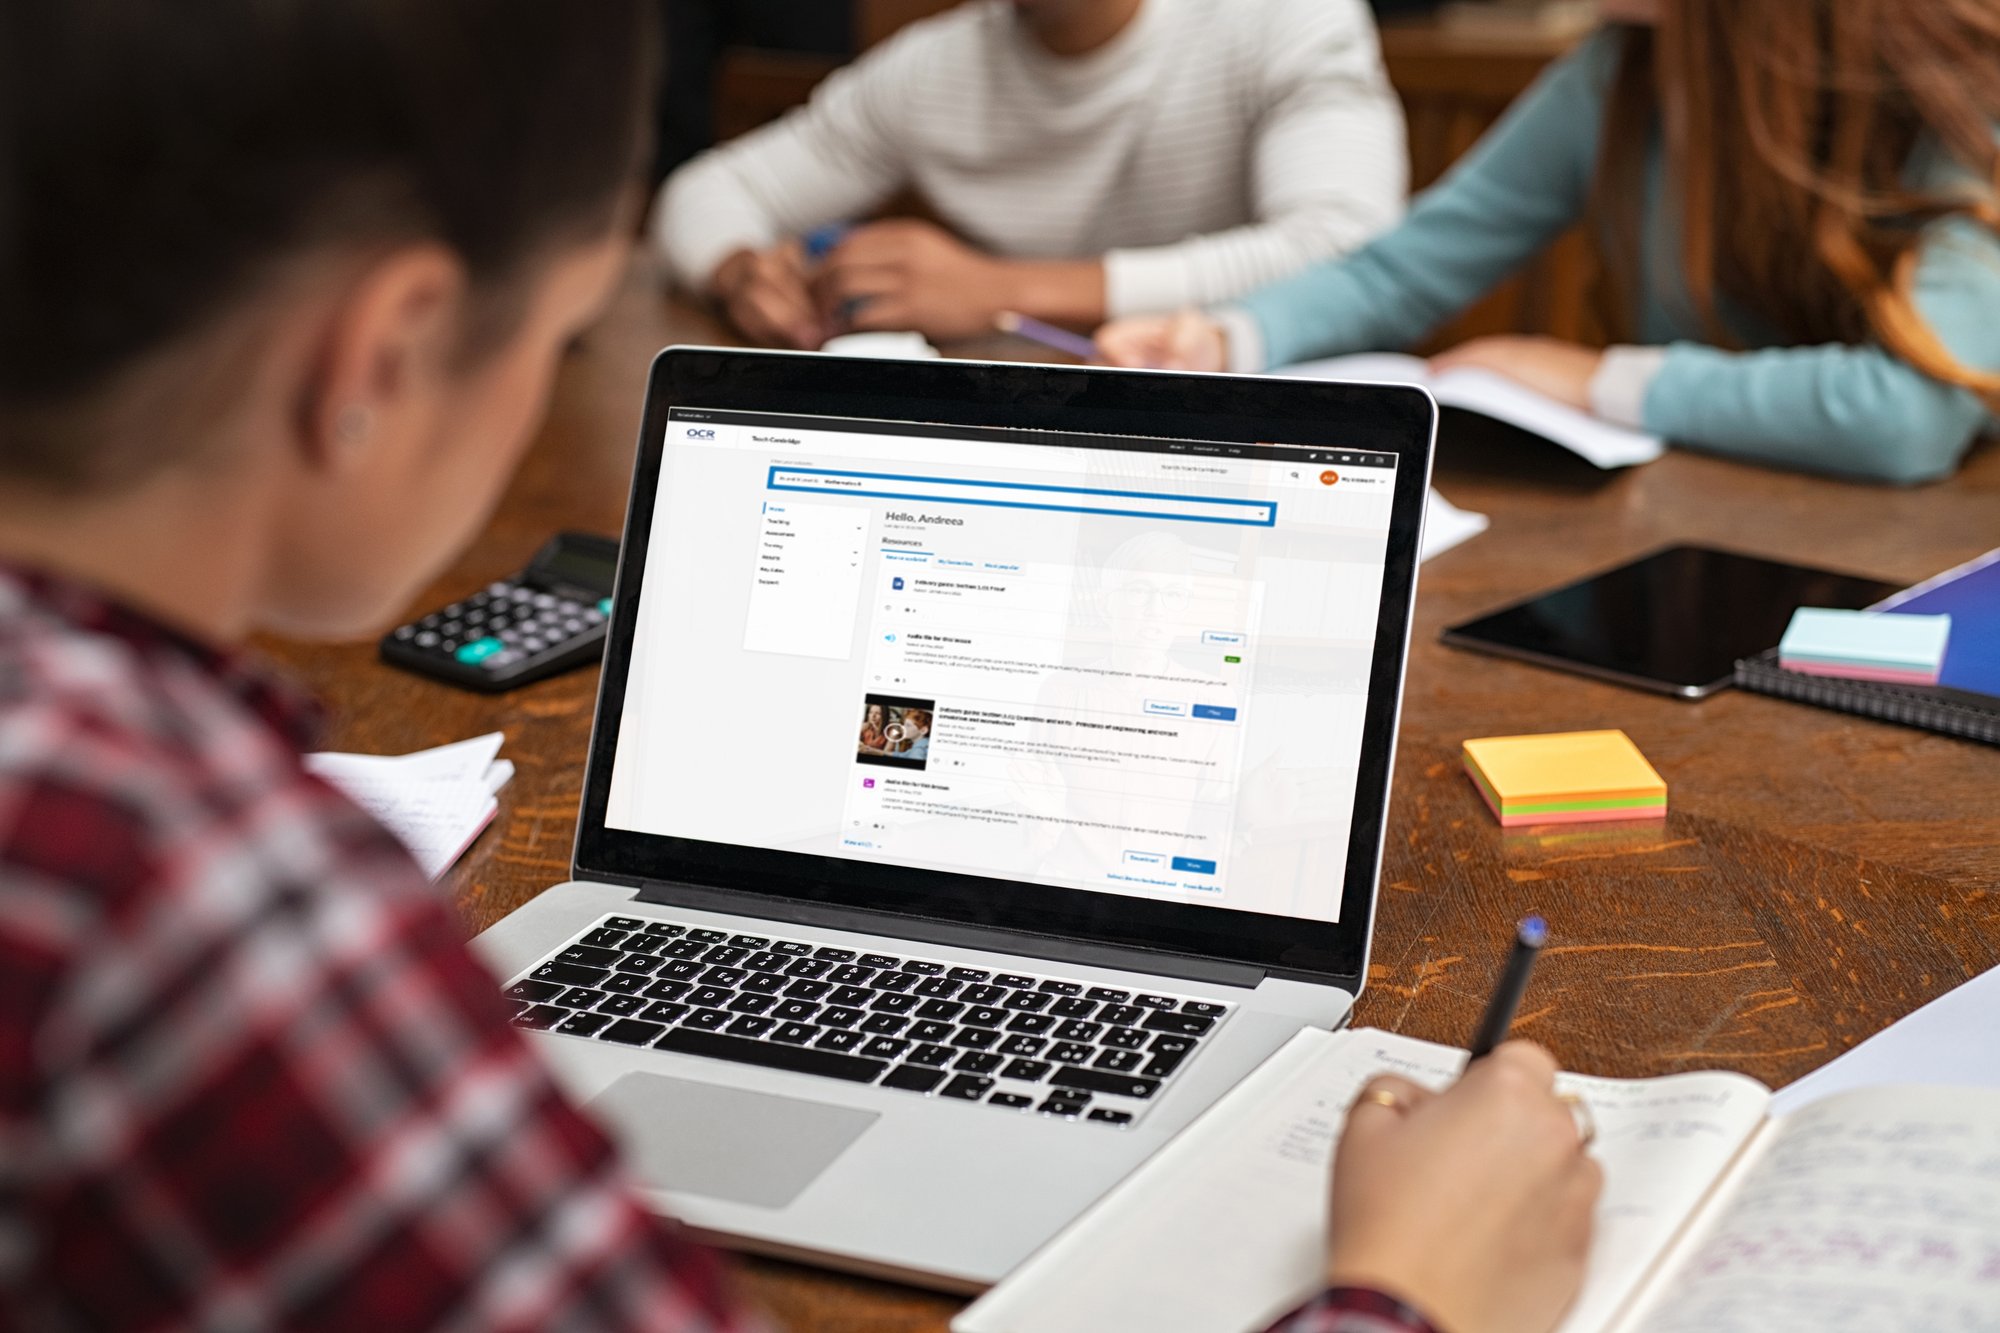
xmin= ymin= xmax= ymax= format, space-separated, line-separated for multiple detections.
xmin=1592 ymin=1 xmax=2000 ymax=403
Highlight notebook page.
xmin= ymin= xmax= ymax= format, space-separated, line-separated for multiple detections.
xmin=1428 ymin=367 xmax=1664 ymax=470
xmin=1273 ymin=353 xmax=1436 ymax=390
xmin=955 ymin=1029 xmax=1770 ymax=1333
xmin=1271 ymin=355 xmax=1665 ymax=470
xmin=306 ymin=734 xmax=509 ymax=880
xmin=308 ymin=731 xmax=504 ymax=785
xmin=311 ymin=769 xmax=496 ymax=880
xmin=1624 ymin=1085 xmax=2000 ymax=1333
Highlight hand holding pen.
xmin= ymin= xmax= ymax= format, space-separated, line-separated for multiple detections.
xmin=1330 ymin=916 xmax=1601 ymax=1333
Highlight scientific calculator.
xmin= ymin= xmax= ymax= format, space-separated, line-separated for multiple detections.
xmin=380 ymin=532 xmax=619 ymax=692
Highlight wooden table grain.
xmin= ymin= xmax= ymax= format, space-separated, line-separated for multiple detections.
xmin=259 ymin=259 xmax=2000 ymax=1331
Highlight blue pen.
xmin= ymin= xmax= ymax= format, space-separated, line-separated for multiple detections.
xmin=803 ymin=222 xmax=850 ymax=263
xmin=1467 ymin=916 xmax=1547 ymax=1060
xmin=802 ymin=223 xmax=864 ymax=323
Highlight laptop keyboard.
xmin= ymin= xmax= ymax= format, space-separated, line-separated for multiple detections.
xmin=502 ymin=915 xmax=1232 ymax=1127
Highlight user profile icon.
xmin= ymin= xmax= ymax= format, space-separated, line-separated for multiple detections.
xmin=1319 ymin=470 xmax=1340 ymax=486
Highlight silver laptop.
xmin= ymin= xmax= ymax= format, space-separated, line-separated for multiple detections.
xmin=473 ymin=347 xmax=1436 ymax=1292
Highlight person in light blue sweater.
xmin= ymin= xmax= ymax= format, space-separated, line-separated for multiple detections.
xmin=1096 ymin=0 xmax=2000 ymax=484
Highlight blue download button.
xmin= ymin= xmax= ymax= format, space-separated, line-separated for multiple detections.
xmin=1171 ymin=856 xmax=1217 ymax=875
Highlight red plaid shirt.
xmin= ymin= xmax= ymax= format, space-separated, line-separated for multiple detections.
xmin=0 ymin=566 xmax=1433 ymax=1333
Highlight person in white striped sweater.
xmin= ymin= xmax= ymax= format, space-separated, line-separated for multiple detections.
xmin=654 ymin=0 xmax=1407 ymax=348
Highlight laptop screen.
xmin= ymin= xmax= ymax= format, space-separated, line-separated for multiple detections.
xmin=608 ymin=410 xmax=1401 ymax=924
xmin=579 ymin=351 xmax=1432 ymax=983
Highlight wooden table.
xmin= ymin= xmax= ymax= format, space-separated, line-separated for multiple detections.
xmin=260 ymin=263 xmax=2000 ymax=1330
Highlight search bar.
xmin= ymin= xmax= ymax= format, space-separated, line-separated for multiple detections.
xmin=766 ymin=468 xmax=1277 ymax=527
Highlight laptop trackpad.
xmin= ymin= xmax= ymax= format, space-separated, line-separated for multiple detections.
xmin=589 ymin=1073 xmax=878 ymax=1209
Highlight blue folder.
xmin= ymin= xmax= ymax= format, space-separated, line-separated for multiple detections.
xmin=1875 ymin=548 xmax=2000 ymax=697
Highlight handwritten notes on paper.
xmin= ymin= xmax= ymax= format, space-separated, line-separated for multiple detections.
xmin=306 ymin=733 xmax=513 ymax=880
xmin=1635 ymin=1085 xmax=2000 ymax=1333
xmin=1545 ymin=1071 xmax=1769 ymax=1333
xmin=955 ymin=1029 xmax=1773 ymax=1333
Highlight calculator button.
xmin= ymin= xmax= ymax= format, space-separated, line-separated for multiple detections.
xmin=393 ymin=625 xmax=415 ymax=640
xmin=522 ymin=637 xmax=546 ymax=651
xmin=439 ymin=638 xmax=460 ymax=652
xmin=532 ymin=593 xmax=557 ymax=609
xmin=498 ymin=629 xmax=523 ymax=643
xmin=455 ymin=637 xmax=505 ymax=665
xmin=510 ymin=589 xmax=533 ymax=602
xmin=490 ymin=651 xmax=522 ymax=666
xmin=597 ymin=598 xmax=612 ymax=615
xmin=415 ymin=631 xmax=439 ymax=647
xmin=464 ymin=608 xmax=486 ymax=624
xmin=487 ymin=582 xmax=512 ymax=596
xmin=440 ymin=620 xmax=462 ymax=636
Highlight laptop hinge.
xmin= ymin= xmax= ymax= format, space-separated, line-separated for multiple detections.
xmin=614 ymin=875 xmax=1267 ymax=989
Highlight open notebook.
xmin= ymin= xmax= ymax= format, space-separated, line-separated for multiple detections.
xmin=1276 ymin=355 xmax=1666 ymax=471
xmin=956 ymin=1028 xmax=2000 ymax=1333
xmin=306 ymin=733 xmax=513 ymax=880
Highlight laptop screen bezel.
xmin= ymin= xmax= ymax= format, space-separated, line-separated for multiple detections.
xmin=573 ymin=348 xmax=1435 ymax=987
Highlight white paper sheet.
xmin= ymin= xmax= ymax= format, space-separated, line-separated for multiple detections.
xmin=1275 ymin=354 xmax=1667 ymax=470
xmin=1422 ymin=486 xmax=1490 ymax=561
xmin=1771 ymin=963 xmax=2000 ymax=1115
xmin=819 ymin=331 xmax=942 ymax=359
xmin=306 ymin=733 xmax=512 ymax=880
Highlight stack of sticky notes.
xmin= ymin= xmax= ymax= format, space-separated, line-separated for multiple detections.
xmin=1462 ymin=729 xmax=1667 ymax=827
xmin=1778 ymin=607 xmax=1953 ymax=686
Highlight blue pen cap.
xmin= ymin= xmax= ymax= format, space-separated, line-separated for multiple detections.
xmin=804 ymin=223 xmax=850 ymax=262
xmin=1518 ymin=916 xmax=1548 ymax=948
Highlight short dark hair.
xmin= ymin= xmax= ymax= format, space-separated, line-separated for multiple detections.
xmin=0 ymin=0 xmax=656 ymax=486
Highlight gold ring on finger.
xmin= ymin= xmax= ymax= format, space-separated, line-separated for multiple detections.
xmin=1356 ymin=1087 xmax=1407 ymax=1113
xmin=1558 ymin=1092 xmax=1597 ymax=1149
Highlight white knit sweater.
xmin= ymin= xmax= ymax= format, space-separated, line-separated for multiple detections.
xmin=654 ymin=0 xmax=1407 ymax=316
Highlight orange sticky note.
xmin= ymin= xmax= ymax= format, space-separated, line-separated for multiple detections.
xmin=1462 ymin=730 xmax=1667 ymax=827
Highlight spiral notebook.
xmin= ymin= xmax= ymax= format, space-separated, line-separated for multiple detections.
xmin=1735 ymin=546 xmax=2000 ymax=745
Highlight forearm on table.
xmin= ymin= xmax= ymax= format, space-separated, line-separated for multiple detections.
xmin=997 ymin=258 xmax=1107 ymax=329
xmin=655 ymin=165 xmax=783 ymax=295
xmin=1637 ymin=341 xmax=1988 ymax=484
xmin=1220 ymin=33 xmax=1621 ymax=371
xmin=653 ymin=67 xmax=909 ymax=292
xmin=1101 ymin=196 xmax=1400 ymax=319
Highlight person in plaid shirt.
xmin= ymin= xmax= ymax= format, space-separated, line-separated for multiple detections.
xmin=0 ymin=2 xmax=1600 ymax=1330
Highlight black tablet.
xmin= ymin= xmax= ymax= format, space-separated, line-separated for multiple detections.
xmin=1442 ymin=544 xmax=1900 ymax=698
